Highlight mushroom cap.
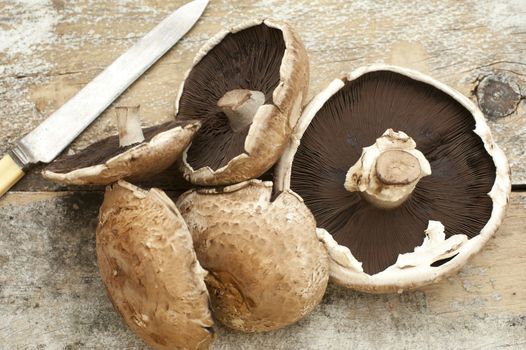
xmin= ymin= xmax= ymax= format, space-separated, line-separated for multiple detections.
xmin=176 ymin=180 xmax=329 ymax=332
xmin=276 ymin=64 xmax=511 ymax=293
xmin=96 ymin=180 xmax=214 ymax=350
xmin=176 ymin=19 xmax=309 ymax=185
xmin=43 ymin=120 xmax=200 ymax=185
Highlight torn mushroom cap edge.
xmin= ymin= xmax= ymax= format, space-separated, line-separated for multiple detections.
xmin=275 ymin=64 xmax=511 ymax=293
xmin=175 ymin=178 xmax=328 ymax=332
xmin=42 ymin=121 xmax=201 ymax=186
xmin=175 ymin=18 xmax=309 ymax=185
xmin=183 ymin=178 xmax=304 ymax=204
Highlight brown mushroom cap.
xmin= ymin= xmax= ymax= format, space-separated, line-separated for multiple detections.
xmin=276 ymin=65 xmax=511 ymax=293
xmin=176 ymin=180 xmax=329 ymax=332
xmin=97 ymin=180 xmax=214 ymax=350
xmin=43 ymin=120 xmax=200 ymax=185
xmin=176 ymin=19 xmax=309 ymax=185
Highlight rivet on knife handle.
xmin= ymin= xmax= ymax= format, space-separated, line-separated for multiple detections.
xmin=0 ymin=154 xmax=25 ymax=197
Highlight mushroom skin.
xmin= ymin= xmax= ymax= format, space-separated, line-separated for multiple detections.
xmin=43 ymin=120 xmax=200 ymax=185
xmin=176 ymin=19 xmax=309 ymax=186
xmin=97 ymin=181 xmax=214 ymax=350
xmin=276 ymin=64 xmax=511 ymax=293
xmin=176 ymin=180 xmax=329 ymax=332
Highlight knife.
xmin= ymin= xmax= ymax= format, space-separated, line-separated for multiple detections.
xmin=0 ymin=0 xmax=208 ymax=197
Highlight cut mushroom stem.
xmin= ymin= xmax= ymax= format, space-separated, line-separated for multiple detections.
xmin=116 ymin=105 xmax=145 ymax=147
xmin=344 ymin=129 xmax=432 ymax=209
xmin=217 ymin=89 xmax=265 ymax=132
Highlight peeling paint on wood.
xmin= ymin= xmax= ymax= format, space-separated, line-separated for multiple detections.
xmin=0 ymin=0 xmax=525 ymax=186
xmin=1 ymin=0 xmax=525 ymax=349
xmin=0 ymin=192 xmax=525 ymax=349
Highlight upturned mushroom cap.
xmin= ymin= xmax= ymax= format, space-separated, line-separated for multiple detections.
xmin=176 ymin=19 xmax=309 ymax=185
xmin=176 ymin=180 xmax=329 ymax=332
xmin=43 ymin=120 xmax=200 ymax=185
xmin=97 ymin=180 xmax=214 ymax=349
xmin=276 ymin=64 xmax=511 ymax=293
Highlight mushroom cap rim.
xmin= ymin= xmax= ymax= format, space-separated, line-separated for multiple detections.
xmin=175 ymin=18 xmax=308 ymax=185
xmin=42 ymin=120 xmax=200 ymax=185
xmin=275 ymin=64 xmax=512 ymax=292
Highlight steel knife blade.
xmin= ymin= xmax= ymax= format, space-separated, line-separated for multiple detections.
xmin=0 ymin=0 xmax=208 ymax=197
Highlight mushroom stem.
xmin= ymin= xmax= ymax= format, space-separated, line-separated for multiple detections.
xmin=116 ymin=105 xmax=145 ymax=147
xmin=344 ymin=129 xmax=431 ymax=209
xmin=217 ymin=89 xmax=265 ymax=132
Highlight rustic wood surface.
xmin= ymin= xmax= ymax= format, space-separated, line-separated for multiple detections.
xmin=0 ymin=0 xmax=525 ymax=349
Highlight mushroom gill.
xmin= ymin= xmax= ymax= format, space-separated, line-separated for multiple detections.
xmin=43 ymin=118 xmax=200 ymax=185
xmin=46 ymin=121 xmax=182 ymax=173
xmin=177 ymin=23 xmax=285 ymax=172
xmin=290 ymin=70 xmax=496 ymax=275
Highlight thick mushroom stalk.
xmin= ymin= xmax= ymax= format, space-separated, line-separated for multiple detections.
xmin=116 ymin=105 xmax=145 ymax=147
xmin=217 ymin=89 xmax=265 ymax=132
xmin=345 ymin=129 xmax=431 ymax=209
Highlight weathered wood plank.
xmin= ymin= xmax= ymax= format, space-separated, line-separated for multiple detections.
xmin=1 ymin=1 xmax=525 ymax=348
xmin=0 ymin=191 xmax=524 ymax=349
xmin=1 ymin=0 xmax=525 ymax=190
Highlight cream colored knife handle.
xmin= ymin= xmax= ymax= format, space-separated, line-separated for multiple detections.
xmin=0 ymin=154 xmax=25 ymax=197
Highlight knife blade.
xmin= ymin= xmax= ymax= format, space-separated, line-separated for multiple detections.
xmin=0 ymin=0 xmax=208 ymax=197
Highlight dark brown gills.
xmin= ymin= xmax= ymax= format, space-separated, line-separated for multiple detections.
xmin=178 ymin=24 xmax=286 ymax=171
xmin=47 ymin=121 xmax=191 ymax=173
xmin=291 ymin=71 xmax=496 ymax=275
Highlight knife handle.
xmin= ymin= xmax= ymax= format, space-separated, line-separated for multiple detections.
xmin=0 ymin=154 xmax=25 ymax=197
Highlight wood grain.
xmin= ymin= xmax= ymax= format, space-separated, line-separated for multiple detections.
xmin=0 ymin=0 xmax=525 ymax=188
xmin=0 ymin=191 xmax=524 ymax=349
xmin=0 ymin=0 xmax=525 ymax=349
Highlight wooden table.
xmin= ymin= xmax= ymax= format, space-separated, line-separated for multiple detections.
xmin=1 ymin=1 xmax=525 ymax=348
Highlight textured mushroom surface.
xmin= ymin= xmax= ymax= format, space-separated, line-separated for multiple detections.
xmin=176 ymin=180 xmax=329 ymax=332
xmin=43 ymin=120 xmax=200 ymax=185
xmin=177 ymin=19 xmax=309 ymax=185
xmin=97 ymin=181 xmax=214 ymax=350
xmin=277 ymin=65 xmax=511 ymax=293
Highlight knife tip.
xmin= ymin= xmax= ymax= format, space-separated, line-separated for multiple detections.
xmin=193 ymin=0 xmax=209 ymax=11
